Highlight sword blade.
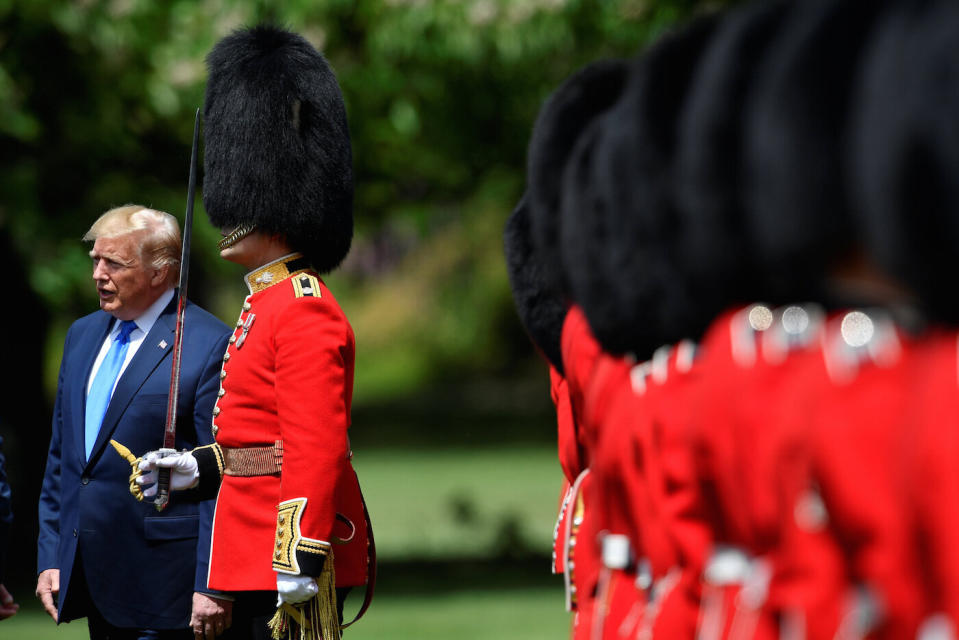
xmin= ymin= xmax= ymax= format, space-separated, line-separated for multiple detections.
xmin=155 ymin=108 xmax=201 ymax=511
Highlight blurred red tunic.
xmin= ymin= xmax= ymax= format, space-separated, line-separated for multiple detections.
xmin=802 ymin=311 xmax=924 ymax=639
xmin=684 ymin=305 xmax=841 ymax=640
xmin=551 ymin=363 xmax=583 ymax=576
xmin=906 ymin=330 xmax=959 ymax=629
xmin=583 ymin=353 xmax=648 ymax=640
xmin=590 ymin=342 xmax=705 ymax=640
xmin=559 ymin=306 xmax=604 ymax=639
xmin=644 ymin=343 xmax=710 ymax=640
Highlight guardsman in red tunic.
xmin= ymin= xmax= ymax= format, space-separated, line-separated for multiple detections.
xmin=559 ymin=305 xmax=605 ymax=639
xmin=550 ymin=364 xmax=583 ymax=578
xmin=642 ymin=343 xmax=708 ymax=640
xmin=709 ymin=0 xmax=926 ymax=634
xmin=136 ymin=25 xmax=371 ymax=640
xmin=550 ymin=11 xmax=725 ymax=637
xmin=847 ymin=2 xmax=959 ymax=632
xmin=209 ymin=251 xmax=369 ymax=602
xmin=647 ymin=2 xmax=805 ymax=635
xmin=905 ymin=331 xmax=959 ymax=632
xmin=587 ymin=342 xmax=704 ymax=640
xmin=503 ymin=195 xmax=585 ymax=582
xmin=519 ymin=54 xmax=628 ymax=639
xmin=778 ymin=309 xmax=923 ymax=640
xmin=686 ymin=304 xmax=847 ymax=640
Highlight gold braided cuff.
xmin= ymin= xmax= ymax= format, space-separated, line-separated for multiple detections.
xmin=190 ymin=444 xmax=225 ymax=501
xmin=273 ymin=498 xmax=331 ymax=576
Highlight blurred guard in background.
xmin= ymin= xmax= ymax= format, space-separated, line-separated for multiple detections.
xmin=516 ymin=57 xmax=631 ymax=640
xmin=136 ymin=25 xmax=373 ymax=640
xmin=508 ymin=0 xmax=959 ymax=638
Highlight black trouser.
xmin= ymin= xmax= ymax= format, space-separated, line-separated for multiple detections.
xmin=221 ymin=588 xmax=351 ymax=640
xmin=86 ymin=607 xmax=192 ymax=640
xmin=68 ymin=553 xmax=191 ymax=640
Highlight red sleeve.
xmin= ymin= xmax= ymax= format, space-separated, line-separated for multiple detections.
xmin=273 ymin=295 xmax=354 ymax=576
xmin=561 ymin=306 xmax=603 ymax=455
xmin=550 ymin=365 xmax=583 ymax=483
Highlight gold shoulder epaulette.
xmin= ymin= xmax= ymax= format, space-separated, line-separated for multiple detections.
xmin=292 ymin=274 xmax=322 ymax=299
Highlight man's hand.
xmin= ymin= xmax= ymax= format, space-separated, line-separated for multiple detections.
xmin=276 ymin=573 xmax=318 ymax=605
xmin=35 ymin=568 xmax=59 ymax=622
xmin=191 ymin=592 xmax=232 ymax=639
xmin=136 ymin=450 xmax=199 ymax=497
xmin=0 ymin=584 xmax=19 ymax=620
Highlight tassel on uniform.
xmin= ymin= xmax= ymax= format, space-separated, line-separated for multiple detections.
xmin=269 ymin=552 xmax=339 ymax=640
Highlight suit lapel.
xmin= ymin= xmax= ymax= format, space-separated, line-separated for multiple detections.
xmin=85 ymin=300 xmax=176 ymax=469
xmin=71 ymin=313 xmax=113 ymax=465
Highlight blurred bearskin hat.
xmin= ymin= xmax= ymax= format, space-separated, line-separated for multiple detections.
xmin=742 ymin=0 xmax=892 ymax=305
xmin=203 ymin=24 xmax=353 ymax=273
xmin=673 ymin=0 xmax=793 ymax=315
xmin=526 ymin=59 xmax=628 ymax=299
xmin=503 ymin=194 xmax=567 ymax=375
xmin=851 ymin=0 xmax=959 ymax=324
xmin=561 ymin=15 xmax=718 ymax=358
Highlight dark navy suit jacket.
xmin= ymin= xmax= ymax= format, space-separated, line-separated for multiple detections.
xmin=0 ymin=434 xmax=10 ymax=585
xmin=37 ymin=296 xmax=229 ymax=629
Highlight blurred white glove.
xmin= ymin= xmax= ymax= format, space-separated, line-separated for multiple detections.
xmin=136 ymin=450 xmax=199 ymax=496
xmin=276 ymin=574 xmax=318 ymax=605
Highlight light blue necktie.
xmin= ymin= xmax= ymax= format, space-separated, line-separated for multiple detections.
xmin=85 ymin=320 xmax=137 ymax=459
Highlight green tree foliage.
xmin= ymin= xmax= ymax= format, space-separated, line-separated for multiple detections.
xmin=0 ymin=0 xmax=731 ymax=400
xmin=0 ymin=0 xmax=735 ymax=596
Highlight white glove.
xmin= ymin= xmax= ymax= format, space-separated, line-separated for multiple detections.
xmin=136 ymin=450 xmax=199 ymax=496
xmin=276 ymin=574 xmax=318 ymax=605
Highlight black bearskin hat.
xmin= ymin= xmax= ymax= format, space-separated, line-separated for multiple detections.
xmin=203 ymin=24 xmax=353 ymax=273
xmin=851 ymin=0 xmax=959 ymax=324
xmin=673 ymin=0 xmax=793 ymax=314
xmin=560 ymin=15 xmax=718 ymax=358
xmin=742 ymin=0 xmax=891 ymax=305
xmin=526 ymin=59 xmax=628 ymax=299
xmin=503 ymin=194 xmax=567 ymax=375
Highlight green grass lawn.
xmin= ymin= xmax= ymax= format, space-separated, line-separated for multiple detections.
xmin=346 ymin=587 xmax=570 ymax=640
xmin=3 ymin=444 xmax=570 ymax=638
xmin=4 ymin=585 xmax=571 ymax=639
xmin=352 ymin=445 xmax=563 ymax=558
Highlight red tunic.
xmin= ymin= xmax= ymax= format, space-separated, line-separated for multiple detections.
xmin=802 ymin=311 xmax=924 ymax=639
xmin=906 ymin=330 xmax=959 ymax=628
xmin=584 ymin=353 xmax=648 ymax=640
xmin=551 ymin=363 xmax=582 ymax=576
xmin=552 ymin=364 xmax=584 ymax=486
xmin=747 ymin=309 xmax=924 ymax=640
xmin=644 ymin=343 xmax=709 ymax=640
xmin=559 ymin=306 xmax=604 ymax=638
xmin=589 ymin=342 xmax=706 ymax=640
xmin=685 ymin=305 xmax=838 ymax=640
xmin=561 ymin=306 xmax=604 ymax=456
xmin=206 ymin=254 xmax=369 ymax=591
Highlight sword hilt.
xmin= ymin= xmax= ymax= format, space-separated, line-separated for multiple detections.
xmin=152 ymin=448 xmax=178 ymax=511
xmin=154 ymin=471 xmax=171 ymax=511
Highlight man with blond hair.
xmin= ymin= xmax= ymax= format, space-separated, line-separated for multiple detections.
xmin=37 ymin=205 xmax=231 ymax=639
